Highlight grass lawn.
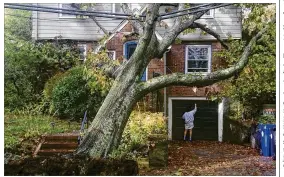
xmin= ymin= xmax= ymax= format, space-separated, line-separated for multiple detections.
xmin=4 ymin=113 xmax=80 ymax=153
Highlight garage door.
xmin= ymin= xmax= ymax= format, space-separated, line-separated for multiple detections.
xmin=171 ymin=99 xmax=218 ymax=140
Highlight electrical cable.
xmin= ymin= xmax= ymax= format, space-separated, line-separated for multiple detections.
xmin=4 ymin=4 xmax=141 ymax=21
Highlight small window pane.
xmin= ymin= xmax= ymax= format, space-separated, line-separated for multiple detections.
xmin=188 ymin=47 xmax=209 ymax=60
xmin=188 ymin=61 xmax=208 ymax=69
xmin=79 ymin=54 xmax=85 ymax=60
xmin=78 ymin=44 xmax=86 ymax=60
xmin=205 ymin=11 xmax=211 ymax=15
xmin=115 ymin=4 xmax=122 ymax=13
xmin=107 ymin=51 xmax=115 ymax=60
xmin=191 ymin=4 xmax=214 ymax=18
xmin=79 ymin=47 xmax=85 ymax=53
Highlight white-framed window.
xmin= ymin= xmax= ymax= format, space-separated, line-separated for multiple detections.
xmin=78 ymin=44 xmax=87 ymax=61
xmin=192 ymin=4 xmax=215 ymax=19
xmin=185 ymin=45 xmax=211 ymax=73
xmin=201 ymin=9 xmax=215 ymax=18
xmin=112 ymin=3 xmax=123 ymax=13
xmin=107 ymin=51 xmax=116 ymax=60
xmin=59 ymin=3 xmax=77 ymax=18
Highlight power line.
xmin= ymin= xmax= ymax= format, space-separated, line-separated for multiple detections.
xmin=5 ymin=3 xmax=143 ymax=17
xmin=4 ymin=4 xmax=142 ymax=21
xmin=4 ymin=2 xmax=236 ymax=33
xmin=160 ymin=3 xmax=234 ymax=20
xmin=4 ymin=13 xmax=123 ymax=22
xmin=6 ymin=3 xmax=222 ymax=18
xmin=5 ymin=3 xmax=235 ymax=21
xmin=160 ymin=3 xmax=213 ymax=17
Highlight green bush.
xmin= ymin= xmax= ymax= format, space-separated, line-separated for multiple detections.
xmin=4 ymin=39 xmax=79 ymax=110
xmin=109 ymin=111 xmax=167 ymax=159
xmin=256 ymin=115 xmax=275 ymax=124
xmin=49 ymin=66 xmax=108 ymax=120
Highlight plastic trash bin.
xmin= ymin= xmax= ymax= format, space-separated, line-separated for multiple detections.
xmin=258 ymin=124 xmax=275 ymax=157
xmin=258 ymin=124 xmax=270 ymax=156
xmin=253 ymin=125 xmax=261 ymax=150
xmin=270 ymin=127 xmax=276 ymax=159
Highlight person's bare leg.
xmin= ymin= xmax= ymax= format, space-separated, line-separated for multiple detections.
xmin=184 ymin=129 xmax=188 ymax=140
xmin=189 ymin=129 xmax=193 ymax=141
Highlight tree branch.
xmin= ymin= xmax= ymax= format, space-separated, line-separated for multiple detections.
xmin=138 ymin=16 xmax=275 ymax=94
xmin=71 ymin=3 xmax=109 ymax=35
xmin=158 ymin=3 xmax=225 ymax=54
xmin=121 ymin=3 xmax=144 ymax=35
xmin=191 ymin=22 xmax=229 ymax=49
xmin=89 ymin=16 xmax=110 ymax=35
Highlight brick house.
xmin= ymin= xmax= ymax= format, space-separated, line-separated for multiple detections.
xmin=32 ymin=3 xmax=242 ymax=141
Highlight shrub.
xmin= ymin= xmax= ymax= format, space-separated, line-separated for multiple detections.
xmin=109 ymin=111 xmax=167 ymax=159
xmin=256 ymin=115 xmax=275 ymax=124
xmin=4 ymin=38 xmax=79 ymax=110
xmin=43 ymin=72 xmax=66 ymax=101
xmin=50 ymin=66 xmax=109 ymax=120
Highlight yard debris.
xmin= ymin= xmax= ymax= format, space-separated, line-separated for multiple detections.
xmin=140 ymin=140 xmax=276 ymax=176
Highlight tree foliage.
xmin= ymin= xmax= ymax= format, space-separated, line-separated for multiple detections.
xmin=5 ymin=39 xmax=79 ymax=110
xmin=214 ymin=4 xmax=276 ymax=118
xmin=44 ymin=52 xmax=115 ymax=120
xmin=47 ymin=66 xmax=109 ymax=120
xmin=4 ymin=9 xmax=32 ymax=41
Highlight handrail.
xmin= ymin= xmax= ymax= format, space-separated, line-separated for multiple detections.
xmin=78 ymin=110 xmax=88 ymax=144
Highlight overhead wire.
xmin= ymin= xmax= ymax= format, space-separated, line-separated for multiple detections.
xmin=5 ymin=3 xmax=141 ymax=17
xmin=159 ymin=3 xmax=213 ymax=16
xmin=160 ymin=3 xmax=234 ymax=20
xmin=4 ymin=4 xmax=141 ymax=21
xmin=4 ymin=3 xmax=235 ymax=21
xmin=4 ymin=13 xmax=123 ymax=22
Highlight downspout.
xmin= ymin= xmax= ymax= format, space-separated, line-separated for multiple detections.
xmin=163 ymin=47 xmax=171 ymax=117
xmin=34 ymin=3 xmax=38 ymax=40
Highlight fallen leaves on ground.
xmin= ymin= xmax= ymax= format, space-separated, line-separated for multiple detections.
xmin=139 ymin=141 xmax=276 ymax=176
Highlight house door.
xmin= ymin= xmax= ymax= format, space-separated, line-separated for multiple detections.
xmin=124 ymin=41 xmax=147 ymax=81
xmin=171 ymin=99 xmax=218 ymax=140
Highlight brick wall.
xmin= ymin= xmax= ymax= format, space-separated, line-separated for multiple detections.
xmin=106 ymin=23 xmax=137 ymax=63
xmin=166 ymin=42 xmax=223 ymax=98
xmin=105 ymin=22 xmax=224 ymax=111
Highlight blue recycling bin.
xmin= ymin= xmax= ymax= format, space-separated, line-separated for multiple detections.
xmin=270 ymin=127 xmax=276 ymax=159
xmin=258 ymin=124 xmax=275 ymax=157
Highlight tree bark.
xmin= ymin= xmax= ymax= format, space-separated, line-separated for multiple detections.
xmin=76 ymin=81 xmax=140 ymax=157
xmin=76 ymin=4 xmax=160 ymax=157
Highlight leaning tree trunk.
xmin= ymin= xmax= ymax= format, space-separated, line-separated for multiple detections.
xmin=76 ymin=78 xmax=141 ymax=157
xmin=76 ymin=38 xmax=159 ymax=157
xmin=76 ymin=4 xmax=161 ymax=158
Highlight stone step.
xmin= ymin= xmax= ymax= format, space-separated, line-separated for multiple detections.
xmin=37 ymin=149 xmax=75 ymax=156
xmin=43 ymin=135 xmax=79 ymax=142
xmin=41 ymin=142 xmax=78 ymax=150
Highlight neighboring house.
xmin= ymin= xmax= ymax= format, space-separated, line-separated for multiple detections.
xmin=32 ymin=3 xmax=242 ymax=142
